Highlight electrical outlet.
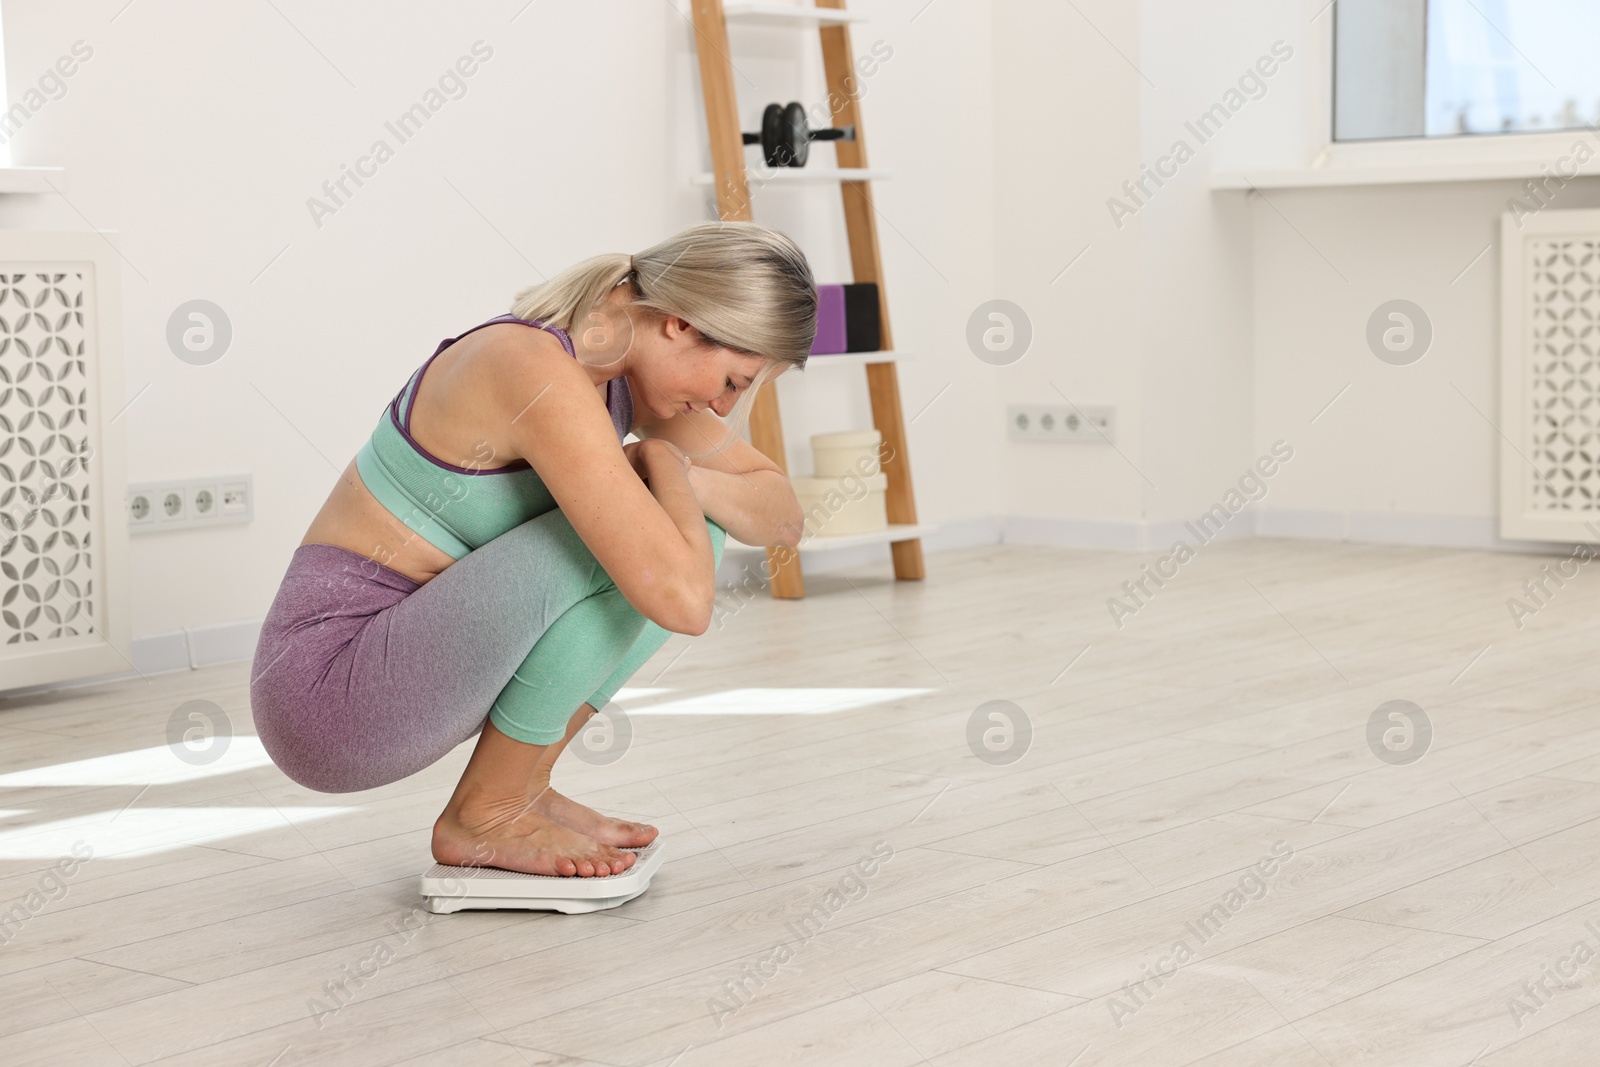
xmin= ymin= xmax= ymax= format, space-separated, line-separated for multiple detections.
xmin=1007 ymin=403 xmax=1116 ymax=443
xmin=192 ymin=484 xmax=219 ymax=518
xmin=130 ymin=474 xmax=253 ymax=533
xmin=128 ymin=489 xmax=155 ymax=527
xmin=157 ymin=485 xmax=188 ymax=523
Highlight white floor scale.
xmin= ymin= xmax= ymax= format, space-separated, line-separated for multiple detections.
xmin=419 ymin=839 xmax=665 ymax=914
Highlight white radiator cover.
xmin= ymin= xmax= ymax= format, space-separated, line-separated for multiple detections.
xmin=0 ymin=231 xmax=128 ymax=690
xmin=1500 ymin=209 xmax=1600 ymax=543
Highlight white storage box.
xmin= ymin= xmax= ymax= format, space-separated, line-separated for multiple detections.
xmin=810 ymin=429 xmax=882 ymax=478
xmin=792 ymin=472 xmax=888 ymax=537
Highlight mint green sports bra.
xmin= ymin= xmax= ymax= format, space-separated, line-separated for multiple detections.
xmin=354 ymin=314 xmax=634 ymax=560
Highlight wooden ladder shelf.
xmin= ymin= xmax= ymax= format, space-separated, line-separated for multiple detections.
xmin=690 ymin=0 xmax=929 ymax=599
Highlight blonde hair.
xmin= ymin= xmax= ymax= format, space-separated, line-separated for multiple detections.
xmin=509 ymin=221 xmax=817 ymax=459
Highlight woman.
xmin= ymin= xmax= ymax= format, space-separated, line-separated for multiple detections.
xmin=249 ymin=221 xmax=817 ymax=879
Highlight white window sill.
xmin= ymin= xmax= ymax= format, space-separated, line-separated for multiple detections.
xmin=1213 ymin=160 xmax=1600 ymax=189
xmin=1213 ymin=130 xmax=1600 ymax=190
xmin=0 ymin=165 xmax=65 ymax=193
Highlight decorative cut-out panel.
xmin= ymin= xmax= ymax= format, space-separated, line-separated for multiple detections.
xmin=0 ymin=268 xmax=96 ymax=646
xmin=1526 ymin=239 xmax=1600 ymax=514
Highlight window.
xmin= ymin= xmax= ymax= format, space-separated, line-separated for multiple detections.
xmin=1334 ymin=0 xmax=1600 ymax=142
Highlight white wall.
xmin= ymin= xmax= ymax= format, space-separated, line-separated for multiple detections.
xmin=1134 ymin=0 xmax=1268 ymax=528
xmin=0 ymin=0 xmax=999 ymax=646
xmin=992 ymin=0 xmax=1279 ymax=542
xmin=993 ymin=0 xmax=1145 ymax=530
xmin=1252 ymin=176 xmax=1600 ymax=546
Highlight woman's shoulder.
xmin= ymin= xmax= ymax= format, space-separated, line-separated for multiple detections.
xmin=461 ymin=319 xmax=605 ymax=411
xmin=464 ymin=318 xmax=574 ymax=373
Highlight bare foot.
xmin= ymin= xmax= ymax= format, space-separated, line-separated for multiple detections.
xmin=432 ymin=797 xmax=637 ymax=878
xmin=530 ymin=786 xmax=659 ymax=848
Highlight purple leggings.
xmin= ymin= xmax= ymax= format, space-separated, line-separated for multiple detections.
xmin=249 ymin=507 xmax=726 ymax=793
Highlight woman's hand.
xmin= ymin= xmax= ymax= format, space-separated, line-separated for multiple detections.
xmin=621 ymin=440 xmax=651 ymax=481
xmin=622 ymin=439 xmax=692 ymax=483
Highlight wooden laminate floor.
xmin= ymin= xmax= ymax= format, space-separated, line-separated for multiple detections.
xmin=2 ymin=537 xmax=1599 ymax=1065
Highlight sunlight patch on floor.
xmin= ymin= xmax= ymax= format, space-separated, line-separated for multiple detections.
xmin=0 ymin=805 xmax=348 ymax=859
xmin=614 ymin=687 xmax=933 ymax=715
xmin=0 ymin=736 xmax=274 ymax=788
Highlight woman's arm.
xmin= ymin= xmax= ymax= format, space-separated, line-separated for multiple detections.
xmin=685 ymin=464 xmax=803 ymax=549
xmin=630 ymin=404 xmax=805 ymax=549
xmin=634 ymin=440 xmax=717 ymax=627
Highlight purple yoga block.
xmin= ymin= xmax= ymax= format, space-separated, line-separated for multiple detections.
xmin=811 ymin=284 xmax=847 ymax=355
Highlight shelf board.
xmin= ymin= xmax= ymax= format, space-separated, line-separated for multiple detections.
xmin=723 ymin=3 xmax=869 ymax=25
xmin=727 ymin=522 xmax=937 ymax=554
xmin=0 ymin=166 xmax=65 ymax=193
xmin=693 ymin=166 xmax=890 ymax=185
xmin=803 ymin=349 xmax=909 ymax=368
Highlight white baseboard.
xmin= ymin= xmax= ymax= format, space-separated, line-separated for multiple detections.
xmin=0 ymin=617 xmax=265 ymax=701
xmin=1006 ymin=508 xmax=1585 ymax=556
xmin=1255 ymin=508 xmax=1584 ymax=554
xmin=2 ymin=508 xmax=1582 ymax=699
xmin=1002 ymin=513 xmax=1258 ymax=551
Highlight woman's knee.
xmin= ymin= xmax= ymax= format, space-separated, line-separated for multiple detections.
xmin=519 ymin=508 xmax=727 ymax=599
xmin=500 ymin=507 xmax=609 ymax=590
xmin=580 ymin=515 xmax=728 ymax=593
xmin=708 ymin=517 xmax=727 ymax=567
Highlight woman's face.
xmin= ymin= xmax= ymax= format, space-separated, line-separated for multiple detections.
xmin=629 ymin=308 xmax=775 ymax=420
xmin=583 ymin=286 xmax=778 ymax=419
xmin=648 ymin=326 xmax=773 ymax=419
